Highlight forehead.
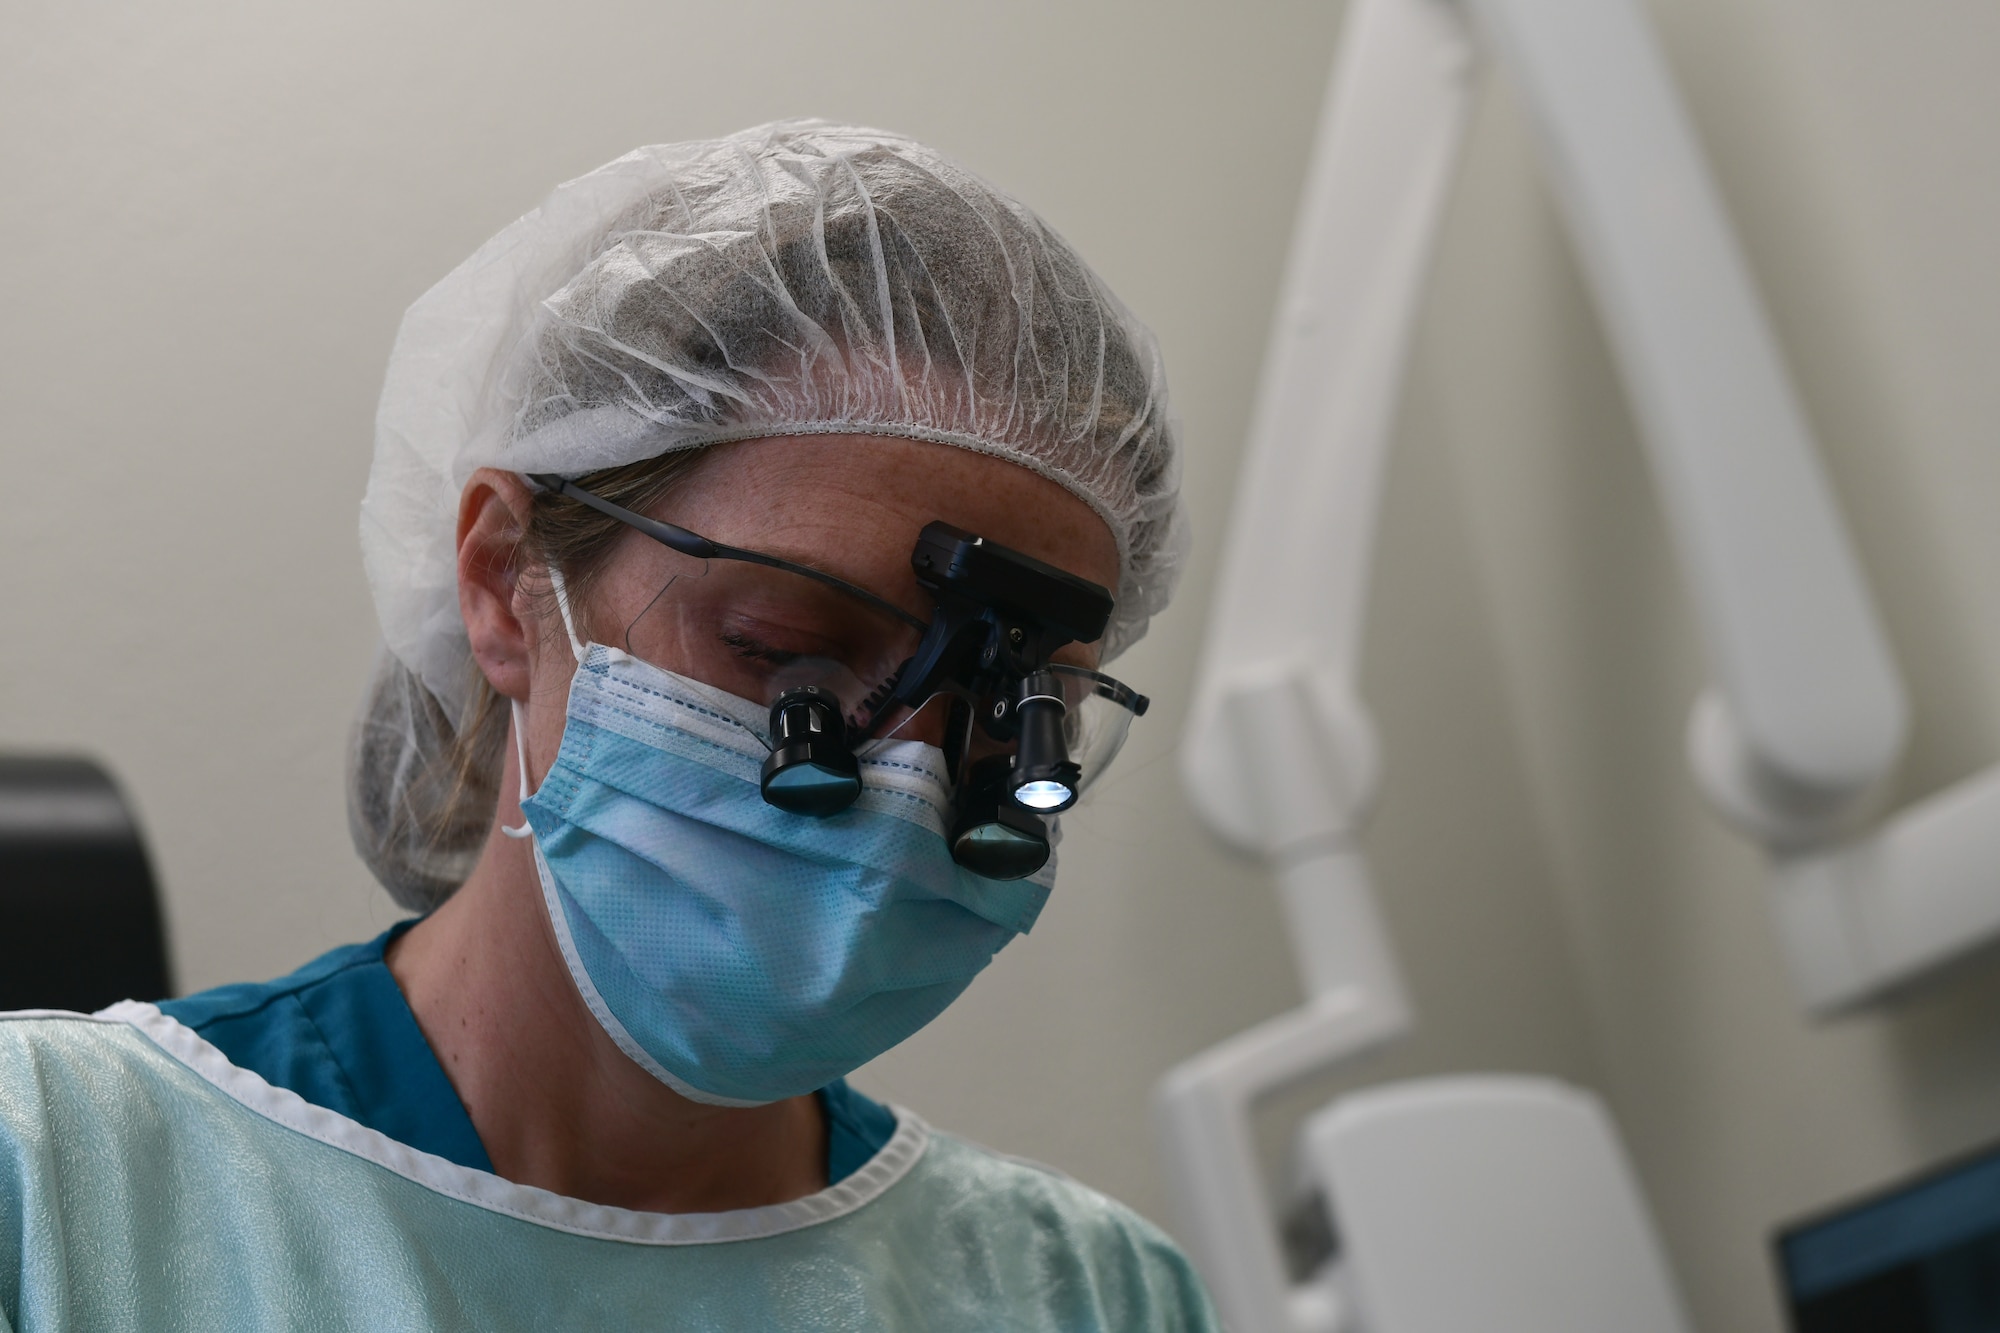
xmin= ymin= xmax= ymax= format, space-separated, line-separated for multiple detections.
xmin=645 ymin=435 xmax=1122 ymax=599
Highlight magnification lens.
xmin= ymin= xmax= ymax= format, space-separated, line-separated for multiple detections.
xmin=766 ymin=762 xmax=859 ymax=803
xmin=761 ymin=686 xmax=864 ymax=816
xmin=954 ymin=819 xmax=1051 ymax=878
xmin=949 ymin=756 xmax=1051 ymax=880
xmin=617 ymin=538 xmax=924 ymax=743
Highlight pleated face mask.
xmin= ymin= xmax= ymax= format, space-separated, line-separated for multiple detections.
xmin=512 ymin=618 xmax=1055 ymax=1107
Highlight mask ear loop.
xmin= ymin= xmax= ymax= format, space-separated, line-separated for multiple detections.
xmin=499 ymin=700 xmax=537 ymax=841
xmin=502 ymin=564 xmax=588 ymax=840
xmin=547 ymin=564 xmax=587 ymax=663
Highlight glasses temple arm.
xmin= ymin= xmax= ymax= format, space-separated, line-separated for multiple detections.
xmin=1045 ymin=662 xmax=1151 ymax=717
xmin=527 ymin=473 xmax=928 ymax=633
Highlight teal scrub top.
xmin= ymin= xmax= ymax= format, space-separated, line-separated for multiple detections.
xmin=154 ymin=924 xmax=896 ymax=1185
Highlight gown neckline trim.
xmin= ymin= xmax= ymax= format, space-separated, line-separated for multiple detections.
xmin=94 ymin=1001 xmax=932 ymax=1246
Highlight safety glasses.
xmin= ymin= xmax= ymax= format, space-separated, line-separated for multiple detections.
xmin=528 ymin=474 xmax=1148 ymax=876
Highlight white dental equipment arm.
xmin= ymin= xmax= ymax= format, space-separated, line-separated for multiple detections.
xmin=1161 ymin=0 xmax=2000 ymax=1328
xmin=1161 ymin=2 xmax=1465 ymax=1327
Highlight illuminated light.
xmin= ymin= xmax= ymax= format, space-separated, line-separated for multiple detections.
xmin=1013 ymin=779 xmax=1074 ymax=811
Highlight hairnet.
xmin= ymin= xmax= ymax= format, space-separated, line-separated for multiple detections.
xmin=362 ymin=119 xmax=1186 ymax=725
xmin=352 ymin=120 xmax=1185 ymax=908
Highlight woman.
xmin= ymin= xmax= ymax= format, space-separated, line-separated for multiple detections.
xmin=0 ymin=121 xmax=1215 ymax=1329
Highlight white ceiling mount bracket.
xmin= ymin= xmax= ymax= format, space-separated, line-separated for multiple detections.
xmin=1773 ymin=766 xmax=2000 ymax=1014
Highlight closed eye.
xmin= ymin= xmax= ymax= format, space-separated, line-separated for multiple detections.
xmin=718 ymin=630 xmax=803 ymax=666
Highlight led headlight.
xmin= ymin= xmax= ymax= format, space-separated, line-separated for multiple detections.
xmin=1006 ymin=670 xmax=1081 ymax=814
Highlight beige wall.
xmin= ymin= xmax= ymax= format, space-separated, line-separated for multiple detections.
xmin=4 ymin=2 xmax=1997 ymax=1329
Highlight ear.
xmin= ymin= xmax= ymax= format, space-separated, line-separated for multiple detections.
xmin=457 ymin=468 xmax=542 ymax=703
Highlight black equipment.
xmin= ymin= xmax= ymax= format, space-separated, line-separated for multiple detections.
xmin=0 ymin=756 xmax=172 ymax=1011
xmin=763 ymin=522 xmax=1114 ymax=878
xmin=760 ymin=685 xmax=864 ymax=816
xmin=1776 ymin=1137 xmax=2000 ymax=1331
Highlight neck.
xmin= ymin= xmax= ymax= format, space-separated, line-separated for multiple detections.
xmin=386 ymin=805 xmax=827 ymax=1213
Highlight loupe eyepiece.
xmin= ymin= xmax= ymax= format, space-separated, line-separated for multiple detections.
xmin=950 ymin=756 xmax=1051 ymax=880
xmin=1006 ymin=670 xmax=1081 ymax=814
xmin=761 ymin=687 xmax=863 ymax=817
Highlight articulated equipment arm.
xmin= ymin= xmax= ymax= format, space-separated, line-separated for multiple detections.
xmin=1163 ymin=1 xmax=1468 ymax=1328
xmin=1163 ymin=0 xmax=2000 ymax=1327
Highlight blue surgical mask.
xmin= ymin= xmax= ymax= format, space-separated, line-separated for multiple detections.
xmin=510 ymin=620 xmax=1055 ymax=1107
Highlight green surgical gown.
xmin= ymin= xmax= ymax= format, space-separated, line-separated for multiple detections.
xmin=0 ymin=1006 xmax=1220 ymax=1331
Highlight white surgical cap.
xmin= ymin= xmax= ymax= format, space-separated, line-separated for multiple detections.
xmin=361 ymin=119 xmax=1187 ymax=724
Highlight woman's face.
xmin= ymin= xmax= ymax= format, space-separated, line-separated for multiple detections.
xmin=526 ymin=434 xmax=1122 ymax=748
